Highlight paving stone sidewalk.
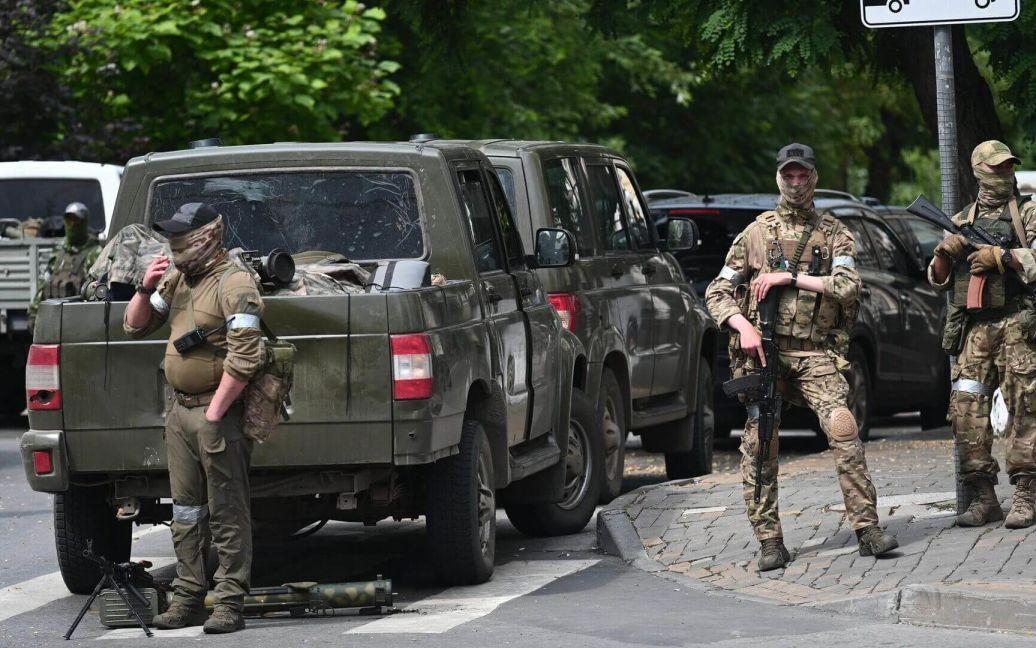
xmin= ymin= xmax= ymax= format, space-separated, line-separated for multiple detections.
xmin=600 ymin=433 xmax=1036 ymax=632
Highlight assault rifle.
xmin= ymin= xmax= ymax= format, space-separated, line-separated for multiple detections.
xmin=721 ymin=280 xmax=783 ymax=503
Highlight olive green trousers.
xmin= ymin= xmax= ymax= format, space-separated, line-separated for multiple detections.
xmin=166 ymin=400 xmax=252 ymax=610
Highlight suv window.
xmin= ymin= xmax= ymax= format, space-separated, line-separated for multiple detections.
xmin=494 ymin=167 xmax=517 ymax=215
xmin=841 ymin=217 xmax=879 ymax=270
xmin=585 ymin=164 xmax=630 ymax=251
xmin=900 ymin=216 xmax=945 ymax=260
xmin=1 ymin=179 xmax=106 ymax=232
xmin=543 ymin=158 xmax=594 ymax=255
xmin=615 ymin=166 xmax=652 ymax=248
xmin=864 ymin=220 xmax=911 ymax=275
xmin=149 ymin=171 xmax=422 ymax=261
xmin=457 ymin=168 xmax=503 ymax=273
xmin=486 ymin=170 xmax=526 ymax=269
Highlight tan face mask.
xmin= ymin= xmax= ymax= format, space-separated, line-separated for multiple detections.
xmin=974 ymin=166 xmax=1015 ymax=208
xmin=168 ymin=216 xmax=226 ymax=277
xmin=776 ymin=168 xmax=818 ymax=209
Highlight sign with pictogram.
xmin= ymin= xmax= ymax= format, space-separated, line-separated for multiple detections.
xmin=861 ymin=0 xmax=1019 ymax=28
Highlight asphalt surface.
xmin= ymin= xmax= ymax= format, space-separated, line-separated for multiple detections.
xmin=1 ymin=414 xmax=1033 ymax=647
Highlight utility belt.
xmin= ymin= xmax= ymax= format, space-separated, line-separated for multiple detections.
xmin=776 ymin=336 xmax=821 ymax=352
xmin=174 ymin=390 xmax=216 ymax=408
xmin=965 ymin=296 xmax=1025 ymax=322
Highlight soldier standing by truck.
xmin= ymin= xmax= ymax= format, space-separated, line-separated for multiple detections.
xmin=705 ymin=143 xmax=898 ymax=571
xmin=123 ymin=202 xmax=265 ymax=634
xmin=928 ymin=140 xmax=1036 ymax=530
xmin=26 ymin=202 xmax=101 ymax=331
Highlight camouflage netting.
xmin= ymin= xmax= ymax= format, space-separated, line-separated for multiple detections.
xmin=88 ymin=224 xmax=371 ymax=298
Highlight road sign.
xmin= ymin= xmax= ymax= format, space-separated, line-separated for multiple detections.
xmin=861 ymin=0 xmax=1019 ymax=28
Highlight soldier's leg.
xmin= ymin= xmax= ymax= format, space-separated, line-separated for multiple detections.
xmin=950 ymin=321 xmax=1001 ymax=478
xmin=793 ymin=355 xmax=878 ymax=531
xmin=1002 ymin=321 xmax=1036 ymax=528
xmin=740 ymin=406 xmax=782 ymax=541
xmin=164 ymin=401 xmax=210 ymax=608
xmin=196 ymin=402 xmax=253 ymax=611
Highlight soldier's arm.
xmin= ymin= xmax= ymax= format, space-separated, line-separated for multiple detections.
xmin=819 ymin=224 xmax=860 ymax=305
xmin=207 ymin=271 xmax=265 ymax=421
xmin=1010 ymin=202 xmax=1036 ymax=283
xmin=705 ymin=224 xmax=755 ymax=327
xmin=123 ymin=258 xmax=174 ymax=339
xmin=27 ymin=254 xmax=58 ymax=330
xmin=928 ymin=211 xmax=968 ymax=290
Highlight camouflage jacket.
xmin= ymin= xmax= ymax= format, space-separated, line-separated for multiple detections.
xmin=705 ymin=204 xmax=860 ymax=355
xmin=27 ymin=237 xmax=102 ymax=327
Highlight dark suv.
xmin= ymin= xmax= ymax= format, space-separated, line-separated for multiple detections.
xmin=464 ymin=141 xmax=719 ymax=497
xmin=651 ymin=194 xmax=949 ymax=439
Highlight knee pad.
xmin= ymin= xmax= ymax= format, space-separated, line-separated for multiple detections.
xmin=829 ymin=407 xmax=859 ymax=441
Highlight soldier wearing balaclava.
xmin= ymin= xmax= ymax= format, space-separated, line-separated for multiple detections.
xmin=929 ymin=140 xmax=1036 ymax=531
xmin=27 ymin=202 xmax=102 ymax=330
xmin=705 ymin=143 xmax=898 ymax=572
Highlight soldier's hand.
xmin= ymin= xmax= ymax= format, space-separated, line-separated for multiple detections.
xmin=738 ymin=326 xmax=766 ymax=368
xmin=967 ymin=245 xmax=1004 ymax=275
xmin=143 ymin=254 xmax=170 ymax=289
xmin=934 ymin=234 xmax=968 ymax=261
xmin=750 ymin=272 xmax=791 ymax=302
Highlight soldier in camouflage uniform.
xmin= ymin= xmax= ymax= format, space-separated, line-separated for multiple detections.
xmin=27 ymin=202 xmax=101 ymax=330
xmin=928 ymin=140 xmax=1036 ymax=530
xmin=705 ymin=144 xmax=898 ymax=571
xmin=124 ymin=203 xmax=265 ymax=634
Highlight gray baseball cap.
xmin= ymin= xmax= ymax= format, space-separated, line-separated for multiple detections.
xmin=777 ymin=143 xmax=816 ymax=171
xmin=153 ymin=202 xmax=219 ymax=234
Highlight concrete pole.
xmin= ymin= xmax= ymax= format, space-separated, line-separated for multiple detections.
xmin=933 ymin=25 xmax=968 ymax=515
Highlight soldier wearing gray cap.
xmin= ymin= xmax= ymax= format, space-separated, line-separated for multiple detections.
xmin=123 ymin=202 xmax=264 ymax=633
xmin=929 ymin=140 xmax=1036 ymax=530
xmin=705 ymin=143 xmax=898 ymax=571
xmin=27 ymin=202 xmax=101 ymax=330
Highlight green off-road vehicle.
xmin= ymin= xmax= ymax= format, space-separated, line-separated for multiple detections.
xmin=20 ymin=141 xmax=599 ymax=593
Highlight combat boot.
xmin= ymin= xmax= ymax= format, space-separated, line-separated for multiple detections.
xmin=1005 ymin=477 xmax=1036 ymax=529
xmin=955 ymin=475 xmax=1004 ymax=527
xmin=203 ymin=605 xmax=246 ymax=634
xmin=856 ymin=525 xmax=898 ymax=557
xmin=757 ymin=538 xmax=791 ymax=572
xmin=152 ymin=601 xmax=208 ymax=630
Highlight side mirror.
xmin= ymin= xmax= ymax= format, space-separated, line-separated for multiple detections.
xmin=534 ymin=228 xmax=575 ymax=268
xmin=665 ymin=216 xmax=700 ymax=252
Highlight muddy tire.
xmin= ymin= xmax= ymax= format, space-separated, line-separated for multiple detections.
xmin=427 ymin=419 xmax=495 ymax=585
xmin=505 ymin=389 xmax=603 ymax=536
xmin=663 ymin=361 xmax=715 ymax=479
xmin=598 ymin=370 xmax=626 ymax=503
xmin=55 ymin=485 xmax=132 ymax=594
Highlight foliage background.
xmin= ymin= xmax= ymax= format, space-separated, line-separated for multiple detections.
xmin=3 ymin=0 xmax=1034 ymax=206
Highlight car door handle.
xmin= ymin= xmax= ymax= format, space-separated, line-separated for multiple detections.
xmin=610 ymin=265 xmax=625 ymax=278
xmin=484 ymin=283 xmax=503 ymax=303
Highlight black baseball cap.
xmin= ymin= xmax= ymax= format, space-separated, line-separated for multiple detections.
xmin=153 ymin=202 xmax=220 ymax=234
xmin=777 ymin=143 xmax=816 ymax=171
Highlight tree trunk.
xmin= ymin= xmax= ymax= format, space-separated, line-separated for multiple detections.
xmin=877 ymin=26 xmax=1004 ymax=209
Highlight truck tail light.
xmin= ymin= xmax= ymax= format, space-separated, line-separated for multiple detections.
xmin=391 ymin=334 xmax=433 ymax=400
xmin=33 ymin=450 xmax=54 ymax=475
xmin=26 ymin=344 xmax=62 ymax=411
xmin=548 ymin=293 xmax=581 ymax=332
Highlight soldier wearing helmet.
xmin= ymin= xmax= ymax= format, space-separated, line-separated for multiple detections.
xmin=27 ymin=202 xmax=101 ymax=330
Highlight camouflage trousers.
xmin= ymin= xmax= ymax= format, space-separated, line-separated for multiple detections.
xmin=738 ymin=352 xmax=879 ymax=541
xmin=166 ymin=400 xmax=253 ymax=610
xmin=950 ymin=312 xmax=1036 ymax=484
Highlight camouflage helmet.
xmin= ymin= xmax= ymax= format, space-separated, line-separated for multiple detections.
xmin=64 ymin=202 xmax=90 ymax=220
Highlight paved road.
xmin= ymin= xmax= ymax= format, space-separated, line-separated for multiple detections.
xmin=1 ymin=414 xmax=1031 ymax=646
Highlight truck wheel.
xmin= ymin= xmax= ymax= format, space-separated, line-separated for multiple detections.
xmin=505 ymin=389 xmax=603 ymax=536
xmin=426 ymin=419 xmax=495 ymax=585
xmin=598 ymin=369 xmax=626 ymax=503
xmin=664 ymin=361 xmax=715 ymax=479
xmin=54 ymin=485 xmax=132 ymax=594
xmin=848 ymin=345 xmax=872 ymax=442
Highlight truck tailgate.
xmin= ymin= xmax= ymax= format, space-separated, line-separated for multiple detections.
xmin=57 ymin=293 xmax=393 ymax=471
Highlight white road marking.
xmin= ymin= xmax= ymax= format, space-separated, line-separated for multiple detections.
xmin=681 ymin=506 xmax=727 ymax=517
xmin=829 ymin=491 xmax=956 ymax=512
xmin=346 ymin=559 xmax=599 ymax=634
xmin=100 ymin=626 xmax=203 ymax=640
xmin=0 ymin=557 xmax=175 ymax=625
xmin=132 ymin=524 xmax=170 ymax=542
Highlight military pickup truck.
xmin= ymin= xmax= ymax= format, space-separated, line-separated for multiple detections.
xmin=0 ymin=161 xmax=121 ymax=413
xmin=21 ymin=141 xmax=598 ymax=592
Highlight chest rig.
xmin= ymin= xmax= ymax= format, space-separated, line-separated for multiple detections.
xmin=951 ymin=202 xmax=1026 ymax=313
xmin=43 ymin=243 xmax=97 ymax=300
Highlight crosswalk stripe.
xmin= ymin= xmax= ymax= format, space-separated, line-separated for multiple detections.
xmin=99 ymin=626 xmax=203 ymax=640
xmin=0 ymin=557 xmax=175 ymax=625
xmin=346 ymin=559 xmax=599 ymax=634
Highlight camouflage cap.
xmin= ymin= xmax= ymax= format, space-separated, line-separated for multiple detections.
xmin=971 ymin=140 xmax=1021 ymax=167
xmin=777 ymin=143 xmax=816 ymax=171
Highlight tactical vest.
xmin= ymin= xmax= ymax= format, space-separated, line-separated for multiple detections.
xmin=950 ymin=204 xmax=1025 ymax=312
xmin=743 ymin=211 xmax=850 ymax=345
xmin=43 ymin=241 xmax=99 ymax=300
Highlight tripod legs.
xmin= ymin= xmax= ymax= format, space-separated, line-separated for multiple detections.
xmin=63 ymin=575 xmax=154 ymax=640
xmin=64 ymin=577 xmax=106 ymax=640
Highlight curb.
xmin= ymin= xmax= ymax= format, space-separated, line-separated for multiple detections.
xmin=598 ymin=482 xmax=1036 ymax=636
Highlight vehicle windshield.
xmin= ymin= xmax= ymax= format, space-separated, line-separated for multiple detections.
xmin=149 ymin=170 xmax=423 ymax=261
xmin=0 ymin=179 xmax=106 ymax=231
